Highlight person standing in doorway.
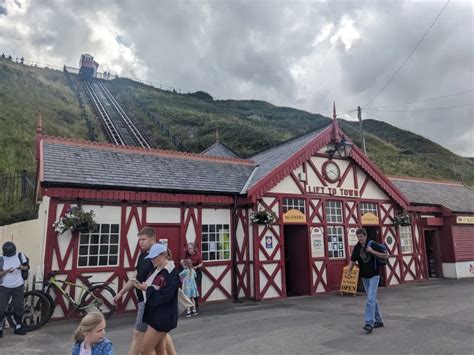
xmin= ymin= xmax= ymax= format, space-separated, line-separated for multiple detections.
xmin=113 ymin=227 xmax=155 ymax=354
xmin=182 ymin=243 xmax=202 ymax=314
xmin=0 ymin=241 xmax=29 ymax=338
xmin=346 ymin=228 xmax=388 ymax=334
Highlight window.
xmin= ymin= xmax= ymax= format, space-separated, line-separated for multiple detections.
xmin=399 ymin=226 xmax=414 ymax=253
xmin=360 ymin=202 xmax=378 ymax=216
xmin=202 ymin=224 xmax=230 ymax=261
xmin=282 ymin=198 xmax=305 ymax=213
xmin=325 ymin=201 xmax=343 ymax=223
xmin=327 ymin=226 xmax=345 ymax=259
xmin=78 ymin=224 xmax=120 ymax=267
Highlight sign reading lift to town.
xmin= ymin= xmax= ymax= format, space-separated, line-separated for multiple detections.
xmin=306 ymin=185 xmax=360 ymax=197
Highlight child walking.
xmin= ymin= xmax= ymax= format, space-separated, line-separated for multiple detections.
xmin=72 ymin=312 xmax=115 ymax=355
xmin=179 ymin=259 xmax=199 ymax=317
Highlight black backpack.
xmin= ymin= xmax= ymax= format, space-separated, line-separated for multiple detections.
xmin=367 ymin=240 xmax=389 ymax=265
xmin=18 ymin=252 xmax=30 ymax=281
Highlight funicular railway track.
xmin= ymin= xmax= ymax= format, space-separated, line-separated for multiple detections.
xmin=83 ymin=80 xmax=152 ymax=148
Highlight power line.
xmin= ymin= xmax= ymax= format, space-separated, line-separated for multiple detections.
xmin=365 ymin=102 xmax=474 ymax=113
xmin=365 ymin=89 xmax=474 ymax=110
xmin=364 ymin=0 xmax=450 ymax=108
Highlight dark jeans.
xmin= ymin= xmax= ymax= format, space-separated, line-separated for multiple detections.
xmin=195 ymin=268 xmax=202 ymax=308
xmin=0 ymin=285 xmax=24 ymax=328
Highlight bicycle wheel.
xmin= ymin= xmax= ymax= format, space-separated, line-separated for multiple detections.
xmin=6 ymin=290 xmax=53 ymax=331
xmin=79 ymin=285 xmax=116 ymax=319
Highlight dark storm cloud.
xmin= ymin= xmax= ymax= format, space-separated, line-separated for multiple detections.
xmin=0 ymin=6 xmax=6 ymax=16
xmin=0 ymin=0 xmax=472 ymax=156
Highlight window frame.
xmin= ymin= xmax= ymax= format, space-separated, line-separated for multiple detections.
xmin=282 ymin=198 xmax=306 ymax=213
xmin=325 ymin=200 xmax=343 ymax=224
xmin=78 ymin=223 xmax=120 ymax=268
xmin=399 ymin=225 xmax=414 ymax=254
xmin=327 ymin=226 xmax=346 ymax=259
xmin=201 ymin=224 xmax=231 ymax=262
xmin=360 ymin=202 xmax=378 ymax=216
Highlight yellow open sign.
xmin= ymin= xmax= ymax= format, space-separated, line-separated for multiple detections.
xmin=340 ymin=265 xmax=359 ymax=295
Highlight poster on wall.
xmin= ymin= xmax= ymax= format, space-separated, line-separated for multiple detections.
xmin=265 ymin=235 xmax=273 ymax=249
xmin=348 ymin=228 xmax=358 ymax=254
xmin=209 ymin=241 xmax=216 ymax=252
xmin=311 ymin=227 xmax=325 ymax=258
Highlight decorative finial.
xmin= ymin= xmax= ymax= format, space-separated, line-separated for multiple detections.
xmin=333 ymin=101 xmax=337 ymax=120
xmin=36 ymin=115 xmax=43 ymax=134
xmin=215 ymin=129 xmax=219 ymax=143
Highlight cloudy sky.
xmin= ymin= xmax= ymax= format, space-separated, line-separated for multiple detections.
xmin=0 ymin=0 xmax=472 ymax=156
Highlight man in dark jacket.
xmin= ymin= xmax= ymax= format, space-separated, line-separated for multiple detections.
xmin=346 ymin=228 xmax=388 ymax=334
xmin=113 ymin=227 xmax=155 ymax=354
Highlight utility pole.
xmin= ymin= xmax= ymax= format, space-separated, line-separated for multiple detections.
xmin=358 ymin=106 xmax=367 ymax=155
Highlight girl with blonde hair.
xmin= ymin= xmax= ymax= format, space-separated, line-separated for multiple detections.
xmin=72 ymin=312 xmax=114 ymax=355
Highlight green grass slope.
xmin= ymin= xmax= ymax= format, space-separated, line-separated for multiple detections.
xmin=0 ymin=61 xmax=473 ymax=225
xmin=0 ymin=59 xmax=101 ymax=173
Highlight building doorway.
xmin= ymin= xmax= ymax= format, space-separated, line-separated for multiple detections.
xmin=424 ymin=230 xmax=442 ymax=278
xmin=361 ymin=226 xmax=385 ymax=288
xmin=365 ymin=226 xmax=378 ymax=243
xmin=154 ymin=225 xmax=181 ymax=266
xmin=284 ymin=225 xmax=311 ymax=296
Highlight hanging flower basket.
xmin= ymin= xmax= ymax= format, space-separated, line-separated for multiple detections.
xmin=53 ymin=207 xmax=97 ymax=234
xmin=393 ymin=212 xmax=411 ymax=227
xmin=250 ymin=210 xmax=278 ymax=226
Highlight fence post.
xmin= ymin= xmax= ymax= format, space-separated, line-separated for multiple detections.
xmin=20 ymin=170 xmax=27 ymax=201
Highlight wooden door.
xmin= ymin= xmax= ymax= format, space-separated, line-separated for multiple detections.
xmin=284 ymin=225 xmax=311 ymax=296
xmin=154 ymin=225 xmax=181 ymax=266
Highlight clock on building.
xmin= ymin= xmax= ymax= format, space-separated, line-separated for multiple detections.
xmin=323 ymin=161 xmax=340 ymax=183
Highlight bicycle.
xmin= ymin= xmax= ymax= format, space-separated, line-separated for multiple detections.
xmin=6 ymin=270 xmax=116 ymax=331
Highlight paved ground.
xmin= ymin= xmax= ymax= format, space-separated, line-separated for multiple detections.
xmin=1 ymin=278 xmax=473 ymax=354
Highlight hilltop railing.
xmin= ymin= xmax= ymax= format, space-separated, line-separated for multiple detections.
xmin=1 ymin=53 xmax=190 ymax=94
xmin=0 ymin=170 xmax=36 ymax=205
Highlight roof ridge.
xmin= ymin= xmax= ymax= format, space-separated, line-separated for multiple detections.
xmin=389 ymin=175 xmax=464 ymax=186
xmin=200 ymin=141 xmax=239 ymax=157
xmin=250 ymin=125 xmax=330 ymax=159
xmin=41 ymin=135 xmax=254 ymax=165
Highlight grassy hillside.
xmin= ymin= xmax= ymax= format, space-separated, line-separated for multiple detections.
xmin=0 ymin=59 xmax=473 ymax=224
xmin=0 ymin=59 xmax=105 ymax=173
xmin=108 ymin=80 xmax=473 ymax=185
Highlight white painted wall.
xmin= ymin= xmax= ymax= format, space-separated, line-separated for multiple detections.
xmin=0 ymin=197 xmax=50 ymax=283
xmin=202 ymin=208 xmax=230 ymax=225
xmin=147 ymin=207 xmax=181 ymax=224
xmin=269 ymin=175 xmax=302 ymax=194
xmin=442 ymin=262 xmax=474 ymax=279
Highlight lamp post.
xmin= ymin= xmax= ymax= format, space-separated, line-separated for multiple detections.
xmin=326 ymin=136 xmax=353 ymax=159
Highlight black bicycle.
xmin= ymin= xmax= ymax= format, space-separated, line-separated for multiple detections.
xmin=6 ymin=271 xmax=116 ymax=331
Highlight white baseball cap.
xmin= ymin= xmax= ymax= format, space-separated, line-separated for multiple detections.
xmin=145 ymin=243 xmax=167 ymax=259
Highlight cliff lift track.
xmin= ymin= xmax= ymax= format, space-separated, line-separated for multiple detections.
xmin=83 ymin=80 xmax=152 ymax=148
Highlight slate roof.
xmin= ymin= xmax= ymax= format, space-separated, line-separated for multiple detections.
xmin=41 ymin=139 xmax=255 ymax=194
xmin=390 ymin=177 xmax=474 ymax=213
xmin=201 ymin=142 xmax=239 ymax=158
xmin=246 ymin=127 xmax=328 ymax=189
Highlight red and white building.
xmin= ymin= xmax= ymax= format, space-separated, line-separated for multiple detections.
xmin=3 ymin=114 xmax=472 ymax=318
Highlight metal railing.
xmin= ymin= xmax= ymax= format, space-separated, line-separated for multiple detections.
xmin=0 ymin=170 xmax=36 ymax=205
